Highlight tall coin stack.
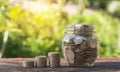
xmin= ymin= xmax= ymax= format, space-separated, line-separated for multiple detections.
xmin=48 ymin=52 xmax=60 ymax=67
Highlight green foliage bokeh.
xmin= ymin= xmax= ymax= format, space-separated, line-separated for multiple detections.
xmin=0 ymin=0 xmax=120 ymax=58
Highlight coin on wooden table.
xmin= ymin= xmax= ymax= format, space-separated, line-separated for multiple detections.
xmin=35 ymin=56 xmax=47 ymax=67
xmin=48 ymin=52 xmax=60 ymax=67
xmin=22 ymin=60 xmax=34 ymax=68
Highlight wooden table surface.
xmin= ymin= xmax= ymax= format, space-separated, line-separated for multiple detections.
xmin=0 ymin=58 xmax=120 ymax=72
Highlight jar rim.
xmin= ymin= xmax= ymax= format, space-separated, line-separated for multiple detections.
xmin=66 ymin=24 xmax=95 ymax=34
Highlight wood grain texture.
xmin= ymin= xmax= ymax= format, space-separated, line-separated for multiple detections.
xmin=0 ymin=58 xmax=120 ymax=72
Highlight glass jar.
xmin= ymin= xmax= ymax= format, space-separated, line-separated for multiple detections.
xmin=62 ymin=24 xmax=98 ymax=66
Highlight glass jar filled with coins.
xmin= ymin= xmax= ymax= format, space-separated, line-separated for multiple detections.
xmin=62 ymin=24 xmax=99 ymax=66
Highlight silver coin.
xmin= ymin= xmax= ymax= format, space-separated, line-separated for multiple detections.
xmin=73 ymin=36 xmax=86 ymax=44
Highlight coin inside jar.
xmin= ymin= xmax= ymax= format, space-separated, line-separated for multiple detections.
xmin=62 ymin=24 xmax=98 ymax=66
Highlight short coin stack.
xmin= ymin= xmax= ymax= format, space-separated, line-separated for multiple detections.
xmin=22 ymin=52 xmax=60 ymax=68
xmin=22 ymin=60 xmax=34 ymax=68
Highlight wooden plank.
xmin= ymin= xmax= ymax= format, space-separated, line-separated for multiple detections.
xmin=0 ymin=58 xmax=120 ymax=72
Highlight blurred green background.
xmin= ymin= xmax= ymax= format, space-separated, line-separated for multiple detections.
xmin=0 ymin=0 xmax=120 ymax=58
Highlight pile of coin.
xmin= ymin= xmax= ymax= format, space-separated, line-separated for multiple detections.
xmin=62 ymin=24 xmax=98 ymax=66
xmin=35 ymin=56 xmax=47 ymax=67
xmin=22 ymin=60 xmax=34 ymax=68
xmin=22 ymin=52 xmax=60 ymax=68
xmin=48 ymin=52 xmax=60 ymax=67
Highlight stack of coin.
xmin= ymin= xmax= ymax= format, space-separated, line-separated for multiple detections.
xmin=35 ymin=56 xmax=47 ymax=67
xmin=22 ymin=60 xmax=34 ymax=68
xmin=48 ymin=52 xmax=60 ymax=67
